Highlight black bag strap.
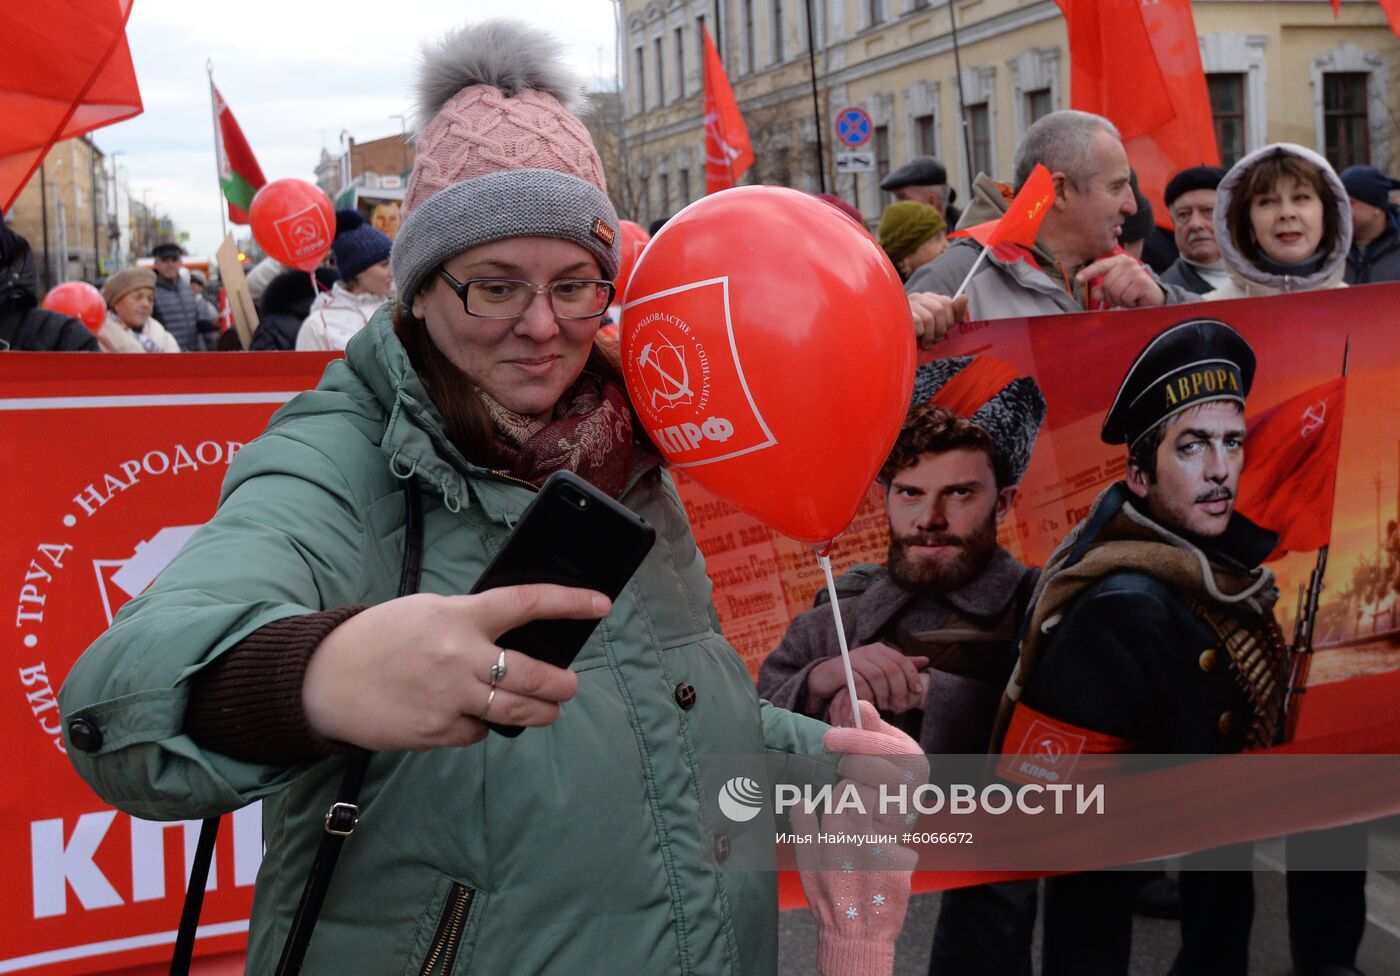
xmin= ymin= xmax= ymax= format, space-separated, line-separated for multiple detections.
xmin=172 ymin=477 xmax=424 ymax=976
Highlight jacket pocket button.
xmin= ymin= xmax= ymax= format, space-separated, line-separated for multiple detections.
xmin=714 ymin=835 xmax=731 ymax=863
xmin=675 ymin=683 xmax=697 ymax=710
xmin=1218 ymin=711 xmax=1235 ymax=735
xmin=1198 ymin=649 xmax=1219 ymax=672
xmin=67 ymin=717 xmax=104 ymax=753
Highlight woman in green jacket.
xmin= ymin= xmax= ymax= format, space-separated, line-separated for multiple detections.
xmin=59 ymin=18 xmax=918 ymax=976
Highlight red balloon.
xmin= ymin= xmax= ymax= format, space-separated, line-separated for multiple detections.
xmin=249 ymin=179 xmax=335 ymax=272
xmin=42 ymin=281 xmax=106 ymax=333
xmin=614 ymin=220 xmax=651 ymax=302
xmin=621 ymin=186 xmax=915 ymax=545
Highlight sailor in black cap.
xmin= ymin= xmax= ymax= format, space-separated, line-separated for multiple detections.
xmin=993 ymin=318 xmax=1295 ymax=976
xmin=880 ymin=155 xmax=961 ymax=227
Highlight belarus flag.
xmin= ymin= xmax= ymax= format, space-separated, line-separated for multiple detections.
xmin=210 ymin=82 xmax=267 ymax=225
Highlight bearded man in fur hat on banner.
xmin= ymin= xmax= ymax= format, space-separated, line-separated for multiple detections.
xmin=759 ymin=355 xmax=1047 ymax=976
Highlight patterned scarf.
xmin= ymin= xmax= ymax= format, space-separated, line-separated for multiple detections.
xmin=480 ymin=374 xmax=635 ymax=498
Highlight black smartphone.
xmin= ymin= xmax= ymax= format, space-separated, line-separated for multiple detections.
xmin=469 ymin=470 xmax=656 ymax=736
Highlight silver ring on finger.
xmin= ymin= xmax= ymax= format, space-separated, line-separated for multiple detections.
xmin=483 ymin=685 xmax=497 ymax=719
xmin=489 ymin=649 xmax=508 ymax=687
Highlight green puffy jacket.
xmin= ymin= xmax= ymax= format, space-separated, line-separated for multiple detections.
xmin=59 ymin=309 xmax=830 ymax=975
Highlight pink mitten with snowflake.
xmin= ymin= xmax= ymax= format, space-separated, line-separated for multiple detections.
xmin=791 ymin=781 xmax=918 ymax=976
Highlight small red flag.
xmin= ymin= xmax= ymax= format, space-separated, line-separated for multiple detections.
xmin=1236 ymin=376 xmax=1348 ymax=560
xmin=950 ymin=164 xmax=1054 ymax=249
xmin=702 ymin=29 xmax=753 ymax=194
xmin=1381 ymin=0 xmax=1400 ymax=38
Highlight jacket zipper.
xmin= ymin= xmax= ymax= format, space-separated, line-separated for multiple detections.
xmin=418 ymin=882 xmax=474 ymax=976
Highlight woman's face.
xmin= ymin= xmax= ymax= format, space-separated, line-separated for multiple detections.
xmin=114 ymin=287 xmax=154 ymax=329
xmin=351 ymin=259 xmax=394 ymax=298
xmin=1248 ymin=172 xmax=1325 ymax=265
xmin=413 ymin=237 xmax=602 ymax=419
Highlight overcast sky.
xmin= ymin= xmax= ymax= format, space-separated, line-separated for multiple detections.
xmin=99 ymin=0 xmax=621 ymax=258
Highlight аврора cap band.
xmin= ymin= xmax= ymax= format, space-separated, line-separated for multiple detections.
xmin=390 ymin=168 xmax=622 ymax=304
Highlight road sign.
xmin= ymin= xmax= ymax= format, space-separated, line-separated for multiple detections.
xmin=834 ymin=107 xmax=873 ymax=148
xmin=836 ymin=151 xmax=876 ymax=174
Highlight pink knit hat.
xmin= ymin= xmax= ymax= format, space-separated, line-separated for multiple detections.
xmin=404 ymin=20 xmax=607 ymax=213
xmin=391 ymin=20 xmax=620 ymax=301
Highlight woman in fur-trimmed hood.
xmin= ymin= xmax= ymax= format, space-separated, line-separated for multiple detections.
xmin=1206 ymin=142 xmax=1353 ymax=299
xmin=59 ymin=19 xmax=919 ymax=976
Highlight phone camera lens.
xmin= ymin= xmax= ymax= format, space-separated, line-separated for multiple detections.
xmin=577 ymin=497 xmax=589 ymax=509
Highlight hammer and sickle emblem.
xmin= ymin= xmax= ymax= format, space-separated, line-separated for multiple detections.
xmin=636 ymin=334 xmax=694 ymax=410
xmin=1300 ymin=399 xmax=1328 ymax=438
xmin=1035 ymin=736 xmax=1063 ymax=766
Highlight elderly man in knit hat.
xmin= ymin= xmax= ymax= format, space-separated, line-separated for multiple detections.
xmin=98 ymin=267 xmax=180 ymax=353
xmin=878 ymin=201 xmax=948 ymax=285
xmin=1341 ymin=164 xmax=1400 ymax=284
xmin=760 ymin=358 xmax=1047 ymax=975
xmin=1160 ymin=165 xmax=1229 ymax=295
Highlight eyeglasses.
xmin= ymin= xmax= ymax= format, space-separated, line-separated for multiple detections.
xmin=437 ymin=270 xmax=615 ymax=320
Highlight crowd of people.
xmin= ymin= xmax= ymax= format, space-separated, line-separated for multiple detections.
xmin=14 ymin=11 xmax=1394 ymax=976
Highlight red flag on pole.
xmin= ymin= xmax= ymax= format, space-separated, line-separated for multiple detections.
xmin=950 ymin=164 xmax=1055 ymax=249
xmin=1236 ymin=376 xmax=1348 ymax=560
xmin=0 ymin=0 xmax=143 ymax=212
xmin=702 ymin=28 xmax=753 ymax=194
xmin=1054 ymin=0 xmax=1219 ymax=228
xmin=210 ymin=82 xmax=268 ymax=225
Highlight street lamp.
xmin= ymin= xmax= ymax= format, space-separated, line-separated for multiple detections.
xmin=389 ymin=114 xmax=409 ymax=180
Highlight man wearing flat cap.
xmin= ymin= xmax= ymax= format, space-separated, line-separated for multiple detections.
xmin=881 ymin=155 xmax=962 ymax=227
xmin=760 ymin=356 xmax=1046 ymax=974
xmin=1160 ymin=166 xmax=1229 ymax=295
xmin=1341 ymin=165 xmax=1400 ymax=284
xmin=150 ymin=242 xmax=217 ymax=351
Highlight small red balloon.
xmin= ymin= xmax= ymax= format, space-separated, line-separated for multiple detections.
xmin=621 ymin=186 xmax=915 ymax=545
xmin=614 ymin=220 xmax=651 ymax=303
xmin=43 ymin=281 xmax=106 ymax=333
xmin=249 ymin=179 xmax=335 ymax=272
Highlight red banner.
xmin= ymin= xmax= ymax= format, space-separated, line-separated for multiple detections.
xmin=2 ymin=353 xmax=335 ymax=974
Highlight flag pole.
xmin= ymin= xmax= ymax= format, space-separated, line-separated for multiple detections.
xmin=1281 ymin=336 xmax=1350 ymax=742
xmin=804 ymin=0 xmax=827 ymax=193
xmin=951 ymin=245 xmax=989 ymax=301
xmin=947 ymin=1 xmax=976 ymax=194
xmin=207 ymin=61 xmax=229 ymax=244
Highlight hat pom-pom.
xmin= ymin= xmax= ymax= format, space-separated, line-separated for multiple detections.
xmin=413 ymin=18 xmax=586 ymax=135
xmin=334 ymin=208 xmax=365 ymax=237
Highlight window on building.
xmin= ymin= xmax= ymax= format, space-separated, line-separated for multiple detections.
xmin=1025 ymin=88 xmax=1053 ymax=126
xmin=915 ymin=114 xmax=936 ymax=156
xmin=1207 ymin=73 xmax=1246 ymax=168
xmin=697 ymin=14 xmax=707 ymax=66
xmin=744 ymin=0 xmax=756 ymax=74
xmin=675 ymin=27 xmax=686 ymax=98
xmin=913 ymin=0 xmax=930 ymax=9
xmin=654 ymin=37 xmax=665 ymax=105
xmin=868 ymin=0 xmax=885 ymax=26
xmin=679 ymin=168 xmax=692 ymax=204
xmin=635 ymin=47 xmax=646 ymax=112
xmin=1324 ymin=73 xmax=1370 ymax=170
xmin=773 ymin=0 xmax=785 ymax=63
xmin=639 ymin=175 xmax=651 ymax=223
xmin=773 ymin=146 xmax=792 ymax=186
xmin=875 ymin=124 xmax=892 ymax=205
xmin=967 ymin=104 xmax=992 ymax=177
xmin=659 ymin=172 xmax=670 ymax=213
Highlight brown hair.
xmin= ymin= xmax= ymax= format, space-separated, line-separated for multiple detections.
xmin=392 ymin=302 xmax=641 ymax=469
xmin=1226 ymin=153 xmax=1341 ymax=266
xmin=878 ymin=402 xmax=1005 ymax=487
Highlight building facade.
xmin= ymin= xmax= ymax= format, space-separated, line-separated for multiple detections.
xmin=5 ymin=137 xmax=122 ymax=289
xmin=616 ymin=0 xmax=1400 ymax=225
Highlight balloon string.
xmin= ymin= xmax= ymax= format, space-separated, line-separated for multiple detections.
xmin=816 ymin=550 xmax=862 ymax=730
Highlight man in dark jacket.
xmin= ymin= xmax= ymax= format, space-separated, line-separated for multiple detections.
xmin=0 ymin=217 xmax=98 ymax=352
xmin=150 ymin=242 xmax=216 ymax=351
xmin=997 ymin=319 xmax=1365 ymax=976
xmin=1341 ymin=165 xmax=1400 ymax=285
xmin=1160 ymin=166 xmax=1229 ymax=295
xmin=760 ymin=357 xmax=1046 ymax=976
xmin=249 ymin=268 xmax=339 ymax=351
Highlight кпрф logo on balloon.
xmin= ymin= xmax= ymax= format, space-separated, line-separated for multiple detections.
xmin=717 ymin=776 xmax=765 ymax=823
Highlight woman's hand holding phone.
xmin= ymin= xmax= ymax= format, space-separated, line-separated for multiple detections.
xmin=302 ymin=586 xmax=609 ymax=752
